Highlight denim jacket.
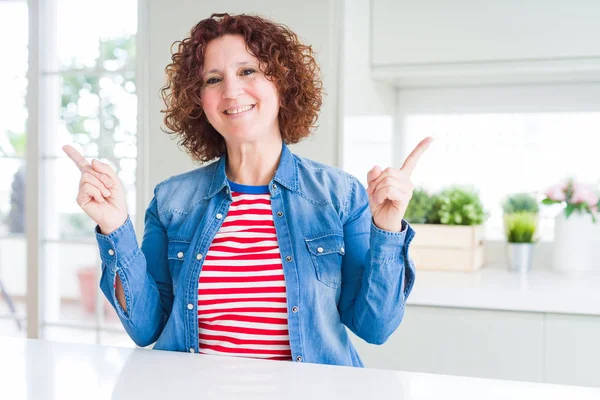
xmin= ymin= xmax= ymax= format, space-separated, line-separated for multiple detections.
xmin=95 ymin=144 xmax=416 ymax=367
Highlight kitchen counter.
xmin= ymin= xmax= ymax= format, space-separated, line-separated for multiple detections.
xmin=407 ymin=267 xmax=600 ymax=316
xmin=1 ymin=337 xmax=599 ymax=399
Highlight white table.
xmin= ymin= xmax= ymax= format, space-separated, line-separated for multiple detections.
xmin=1 ymin=337 xmax=599 ymax=399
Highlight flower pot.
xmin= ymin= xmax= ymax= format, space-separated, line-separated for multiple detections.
xmin=506 ymin=243 xmax=534 ymax=272
xmin=409 ymin=224 xmax=485 ymax=271
xmin=553 ymin=212 xmax=600 ymax=272
xmin=76 ymin=267 xmax=114 ymax=316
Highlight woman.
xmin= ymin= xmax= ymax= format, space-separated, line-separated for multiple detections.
xmin=63 ymin=13 xmax=432 ymax=367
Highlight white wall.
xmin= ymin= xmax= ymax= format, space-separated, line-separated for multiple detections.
xmin=342 ymin=0 xmax=394 ymax=117
xmin=142 ymin=0 xmax=343 ymax=200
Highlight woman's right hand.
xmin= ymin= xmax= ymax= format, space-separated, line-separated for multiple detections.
xmin=63 ymin=145 xmax=129 ymax=235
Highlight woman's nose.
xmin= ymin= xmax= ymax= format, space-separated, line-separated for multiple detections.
xmin=222 ymin=77 xmax=244 ymax=99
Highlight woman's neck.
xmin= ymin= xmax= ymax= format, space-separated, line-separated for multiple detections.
xmin=225 ymin=137 xmax=283 ymax=186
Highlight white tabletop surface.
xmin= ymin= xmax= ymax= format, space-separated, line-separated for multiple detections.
xmin=1 ymin=337 xmax=599 ymax=399
xmin=407 ymin=267 xmax=600 ymax=316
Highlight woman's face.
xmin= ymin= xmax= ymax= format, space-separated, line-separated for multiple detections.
xmin=200 ymin=34 xmax=281 ymax=144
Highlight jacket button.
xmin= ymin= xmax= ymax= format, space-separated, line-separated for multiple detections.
xmin=277 ymin=211 xmax=283 ymax=217
xmin=187 ymin=303 xmax=193 ymax=310
xmin=196 ymin=253 xmax=203 ymax=260
xmin=296 ymin=356 xmax=303 ymax=362
xmin=272 ymin=184 xmax=277 ymax=190
xmin=108 ymin=249 xmax=115 ymax=256
xmin=292 ymin=306 xmax=298 ymax=313
xmin=216 ymin=213 xmax=223 ymax=220
xmin=189 ymin=348 xmax=195 ymax=353
xmin=177 ymin=252 xmax=184 ymax=259
xmin=317 ymin=247 xmax=324 ymax=253
xmin=285 ymin=256 xmax=292 ymax=262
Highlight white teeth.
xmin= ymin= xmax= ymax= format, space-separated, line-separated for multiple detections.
xmin=224 ymin=105 xmax=254 ymax=115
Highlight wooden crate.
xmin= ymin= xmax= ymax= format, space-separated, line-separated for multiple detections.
xmin=409 ymin=224 xmax=485 ymax=272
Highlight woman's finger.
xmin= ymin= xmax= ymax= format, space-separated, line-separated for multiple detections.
xmin=80 ymin=171 xmax=111 ymax=197
xmin=373 ymin=186 xmax=411 ymax=206
xmin=63 ymin=145 xmax=90 ymax=172
xmin=91 ymin=159 xmax=119 ymax=186
xmin=371 ymin=176 xmax=413 ymax=195
xmin=368 ymin=168 xmax=409 ymax=194
xmin=78 ymin=183 xmax=105 ymax=206
xmin=83 ymin=165 xmax=114 ymax=189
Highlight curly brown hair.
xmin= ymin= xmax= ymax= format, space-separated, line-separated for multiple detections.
xmin=160 ymin=13 xmax=323 ymax=163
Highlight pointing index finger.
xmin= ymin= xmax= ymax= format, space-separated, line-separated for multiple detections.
xmin=400 ymin=137 xmax=434 ymax=175
xmin=62 ymin=145 xmax=90 ymax=172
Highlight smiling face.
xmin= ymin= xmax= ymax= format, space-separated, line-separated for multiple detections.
xmin=200 ymin=34 xmax=281 ymax=145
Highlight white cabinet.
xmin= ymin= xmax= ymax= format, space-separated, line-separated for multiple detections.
xmin=370 ymin=0 xmax=600 ymax=86
xmin=545 ymin=314 xmax=600 ymax=387
xmin=350 ymin=306 xmax=545 ymax=382
xmin=350 ymin=305 xmax=600 ymax=387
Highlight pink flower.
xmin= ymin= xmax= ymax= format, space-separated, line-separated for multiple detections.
xmin=571 ymin=183 xmax=599 ymax=207
xmin=545 ymin=184 xmax=567 ymax=202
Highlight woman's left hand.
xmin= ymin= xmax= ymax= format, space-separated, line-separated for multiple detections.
xmin=366 ymin=137 xmax=434 ymax=232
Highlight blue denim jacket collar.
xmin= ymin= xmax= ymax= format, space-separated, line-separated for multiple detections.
xmin=204 ymin=143 xmax=299 ymax=200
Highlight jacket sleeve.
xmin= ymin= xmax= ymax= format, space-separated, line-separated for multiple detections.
xmin=96 ymin=186 xmax=172 ymax=347
xmin=337 ymin=175 xmax=416 ymax=345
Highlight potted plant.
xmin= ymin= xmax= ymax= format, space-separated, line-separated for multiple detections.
xmin=503 ymin=211 xmax=538 ymax=272
xmin=542 ymin=178 xmax=600 ymax=272
xmin=406 ymin=186 xmax=487 ymax=272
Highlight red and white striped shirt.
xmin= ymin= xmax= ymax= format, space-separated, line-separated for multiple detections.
xmin=197 ymin=182 xmax=292 ymax=360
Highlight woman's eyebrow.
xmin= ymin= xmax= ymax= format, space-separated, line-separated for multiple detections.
xmin=204 ymin=61 xmax=255 ymax=75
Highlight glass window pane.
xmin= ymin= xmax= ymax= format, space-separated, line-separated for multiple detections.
xmin=40 ymin=0 xmax=138 ymax=343
xmin=42 ymin=242 xmax=120 ymax=326
xmin=100 ymin=329 xmax=135 ymax=348
xmin=41 ymin=158 xmax=136 ymax=239
xmin=404 ymin=112 xmax=600 ymax=241
xmin=0 ymin=0 xmax=28 ymax=338
xmin=44 ymin=325 xmax=97 ymax=344
xmin=53 ymin=0 xmax=137 ymax=72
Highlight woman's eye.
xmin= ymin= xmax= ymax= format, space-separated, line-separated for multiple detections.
xmin=205 ymin=77 xmax=220 ymax=85
xmin=241 ymin=68 xmax=256 ymax=76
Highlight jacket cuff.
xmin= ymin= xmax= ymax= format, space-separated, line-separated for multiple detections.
xmin=95 ymin=216 xmax=138 ymax=269
xmin=370 ymin=219 xmax=414 ymax=260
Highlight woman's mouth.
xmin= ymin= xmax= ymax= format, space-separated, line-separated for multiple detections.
xmin=223 ymin=104 xmax=256 ymax=116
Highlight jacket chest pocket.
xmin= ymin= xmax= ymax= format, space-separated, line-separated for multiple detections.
xmin=305 ymin=233 xmax=346 ymax=289
xmin=167 ymin=240 xmax=191 ymax=294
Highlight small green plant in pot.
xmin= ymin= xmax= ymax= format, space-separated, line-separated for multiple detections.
xmin=504 ymin=212 xmax=538 ymax=243
xmin=404 ymin=188 xmax=435 ymax=224
xmin=503 ymin=193 xmax=539 ymax=272
xmin=427 ymin=186 xmax=486 ymax=225
xmin=408 ymin=186 xmax=487 ymax=272
xmin=503 ymin=192 xmax=539 ymax=214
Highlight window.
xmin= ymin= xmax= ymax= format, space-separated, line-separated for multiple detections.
xmin=396 ymin=85 xmax=600 ymax=241
xmin=39 ymin=0 xmax=138 ymax=346
xmin=0 ymin=0 xmax=139 ymax=346
xmin=0 ymin=0 xmax=28 ymax=337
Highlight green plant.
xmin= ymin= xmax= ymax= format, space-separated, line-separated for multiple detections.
xmin=404 ymin=188 xmax=435 ymax=224
xmin=503 ymin=193 xmax=539 ymax=214
xmin=427 ymin=186 xmax=486 ymax=225
xmin=504 ymin=212 xmax=538 ymax=243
